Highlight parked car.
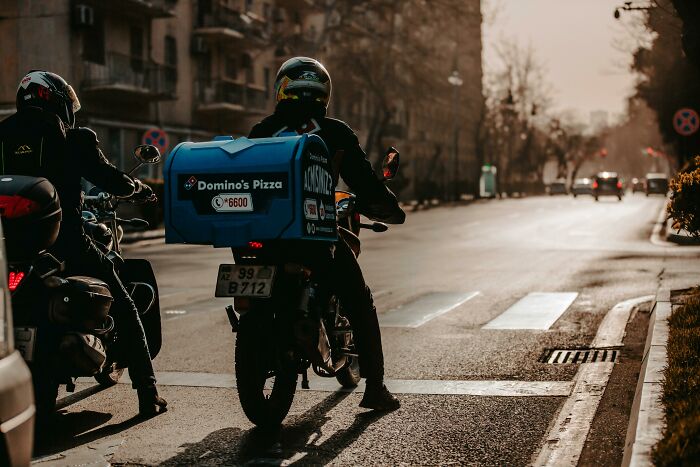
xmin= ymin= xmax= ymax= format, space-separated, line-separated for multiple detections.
xmin=0 ymin=221 xmax=34 ymax=467
xmin=571 ymin=178 xmax=593 ymax=197
xmin=547 ymin=179 xmax=568 ymax=196
xmin=593 ymin=172 xmax=623 ymax=201
xmin=631 ymin=177 xmax=645 ymax=193
xmin=645 ymin=173 xmax=669 ymax=196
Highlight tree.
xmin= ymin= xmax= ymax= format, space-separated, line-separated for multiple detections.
xmin=633 ymin=1 xmax=700 ymax=165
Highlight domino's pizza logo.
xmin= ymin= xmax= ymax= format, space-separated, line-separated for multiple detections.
xmin=184 ymin=176 xmax=197 ymax=190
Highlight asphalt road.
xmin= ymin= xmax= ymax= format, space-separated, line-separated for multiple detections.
xmin=32 ymin=193 xmax=700 ymax=466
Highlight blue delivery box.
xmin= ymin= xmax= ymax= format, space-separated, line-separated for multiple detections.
xmin=164 ymin=134 xmax=337 ymax=247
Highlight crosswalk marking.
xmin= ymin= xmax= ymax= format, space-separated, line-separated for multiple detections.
xmin=379 ymin=291 xmax=480 ymax=328
xmin=72 ymin=372 xmax=573 ymax=397
xmin=483 ymin=292 xmax=578 ymax=330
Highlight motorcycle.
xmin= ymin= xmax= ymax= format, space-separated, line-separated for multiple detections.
xmin=3 ymin=144 xmax=162 ymax=417
xmin=225 ymin=147 xmax=400 ymax=427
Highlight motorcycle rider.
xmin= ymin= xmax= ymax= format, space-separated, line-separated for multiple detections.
xmin=0 ymin=71 xmax=167 ymax=417
xmin=249 ymin=57 xmax=406 ymax=411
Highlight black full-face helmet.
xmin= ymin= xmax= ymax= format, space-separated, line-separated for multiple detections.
xmin=274 ymin=57 xmax=332 ymax=112
xmin=16 ymin=70 xmax=81 ymax=127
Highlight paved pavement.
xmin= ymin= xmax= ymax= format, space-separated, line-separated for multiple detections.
xmin=32 ymin=193 xmax=700 ymax=466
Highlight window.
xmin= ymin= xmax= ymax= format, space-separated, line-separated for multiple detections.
xmin=198 ymin=52 xmax=212 ymax=82
xmin=130 ymin=26 xmax=144 ymax=72
xmin=83 ymin=9 xmax=105 ymax=64
xmin=241 ymin=53 xmax=254 ymax=83
xmin=164 ymin=35 xmax=178 ymax=88
xmin=225 ymin=56 xmax=238 ymax=79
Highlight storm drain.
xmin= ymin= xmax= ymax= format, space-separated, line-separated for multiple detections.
xmin=540 ymin=348 xmax=619 ymax=364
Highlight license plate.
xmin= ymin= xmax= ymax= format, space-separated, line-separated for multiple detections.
xmin=215 ymin=265 xmax=276 ymax=297
xmin=211 ymin=193 xmax=253 ymax=212
xmin=14 ymin=327 xmax=37 ymax=362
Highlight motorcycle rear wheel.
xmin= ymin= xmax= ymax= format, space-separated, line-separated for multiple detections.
xmin=235 ymin=314 xmax=297 ymax=427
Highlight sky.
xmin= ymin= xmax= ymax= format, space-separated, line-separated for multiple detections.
xmin=482 ymin=0 xmax=647 ymax=125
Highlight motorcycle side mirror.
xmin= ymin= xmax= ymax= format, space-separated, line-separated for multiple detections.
xmin=133 ymin=145 xmax=162 ymax=164
xmin=381 ymin=147 xmax=400 ymax=181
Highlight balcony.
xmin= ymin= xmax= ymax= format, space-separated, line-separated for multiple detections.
xmin=101 ymin=0 xmax=177 ymax=18
xmin=82 ymin=52 xmax=177 ymax=101
xmin=195 ymin=80 xmax=269 ymax=116
xmin=193 ymin=5 xmax=269 ymax=46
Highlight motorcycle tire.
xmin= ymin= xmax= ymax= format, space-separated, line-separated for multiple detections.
xmin=235 ymin=314 xmax=297 ymax=427
xmin=95 ymin=362 xmax=125 ymax=387
xmin=335 ymin=356 xmax=361 ymax=388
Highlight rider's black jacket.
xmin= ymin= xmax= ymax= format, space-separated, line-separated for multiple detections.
xmin=0 ymin=106 xmax=136 ymax=243
xmin=249 ymin=110 xmax=406 ymax=225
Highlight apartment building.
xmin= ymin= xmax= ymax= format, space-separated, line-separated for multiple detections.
xmin=0 ymin=0 xmax=483 ymax=198
xmin=0 ymin=0 xmax=313 ymax=175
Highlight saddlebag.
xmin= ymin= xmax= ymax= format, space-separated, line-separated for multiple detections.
xmin=46 ymin=276 xmax=114 ymax=332
xmin=0 ymin=175 xmax=61 ymax=261
xmin=164 ymin=134 xmax=337 ymax=247
xmin=56 ymin=332 xmax=106 ymax=376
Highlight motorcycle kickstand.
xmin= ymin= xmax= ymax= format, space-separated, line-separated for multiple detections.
xmin=301 ymin=369 xmax=310 ymax=390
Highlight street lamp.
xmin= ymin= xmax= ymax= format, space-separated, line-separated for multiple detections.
xmin=448 ymin=70 xmax=463 ymax=201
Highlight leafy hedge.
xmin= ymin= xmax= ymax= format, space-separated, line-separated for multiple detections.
xmin=668 ymin=156 xmax=700 ymax=236
xmin=653 ymin=291 xmax=700 ymax=465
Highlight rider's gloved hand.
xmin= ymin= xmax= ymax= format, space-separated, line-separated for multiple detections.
xmin=132 ymin=178 xmax=157 ymax=202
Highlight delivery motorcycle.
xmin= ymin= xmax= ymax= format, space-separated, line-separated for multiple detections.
xmin=2 ymin=145 xmax=162 ymax=417
xmin=223 ymin=148 xmax=400 ymax=427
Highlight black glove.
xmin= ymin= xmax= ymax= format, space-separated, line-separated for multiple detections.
xmin=132 ymin=179 xmax=157 ymax=202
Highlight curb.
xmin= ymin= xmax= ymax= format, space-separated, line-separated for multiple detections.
xmin=622 ymin=288 xmax=670 ymax=466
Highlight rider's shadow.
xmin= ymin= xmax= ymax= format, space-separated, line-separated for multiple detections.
xmin=159 ymin=391 xmax=388 ymax=466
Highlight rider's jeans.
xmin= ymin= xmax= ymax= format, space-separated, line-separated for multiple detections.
xmin=52 ymin=235 xmax=157 ymax=389
xmin=327 ymin=239 xmax=385 ymax=381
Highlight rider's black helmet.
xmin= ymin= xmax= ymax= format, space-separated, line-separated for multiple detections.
xmin=16 ymin=70 xmax=81 ymax=128
xmin=274 ymin=57 xmax=332 ymax=112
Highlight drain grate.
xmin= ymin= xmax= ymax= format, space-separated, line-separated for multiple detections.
xmin=540 ymin=348 xmax=619 ymax=364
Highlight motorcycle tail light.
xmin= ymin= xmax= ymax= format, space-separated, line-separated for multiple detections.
xmin=592 ymin=181 xmax=599 ymax=189
xmin=235 ymin=297 xmax=251 ymax=312
xmin=0 ymin=195 xmax=40 ymax=219
xmin=248 ymin=241 xmax=264 ymax=249
xmin=616 ymin=181 xmax=623 ymax=189
xmin=8 ymin=271 xmax=25 ymax=291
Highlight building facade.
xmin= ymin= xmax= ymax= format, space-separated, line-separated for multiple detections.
xmin=0 ymin=0 xmax=483 ymax=199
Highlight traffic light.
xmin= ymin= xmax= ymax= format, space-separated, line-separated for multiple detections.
xmin=600 ymin=148 xmax=608 ymax=158
xmin=646 ymin=147 xmax=655 ymax=157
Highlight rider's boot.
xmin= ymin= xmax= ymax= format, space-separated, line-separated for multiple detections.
xmin=137 ymin=385 xmax=168 ymax=417
xmin=359 ymin=380 xmax=400 ymax=411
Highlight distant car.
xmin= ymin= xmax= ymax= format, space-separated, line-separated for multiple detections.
xmin=645 ymin=173 xmax=669 ymax=196
xmin=631 ymin=177 xmax=645 ymax=193
xmin=571 ymin=178 xmax=593 ymax=197
xmin=0 ymin=222 xmax=34 ymax=466
xmin=593 ymin=172 xmax=623 ymax=201
xmin=547 ymin=179 xmax=568 ymax=196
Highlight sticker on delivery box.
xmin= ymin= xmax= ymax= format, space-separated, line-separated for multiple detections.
xmin=211 ymin=193 xmax=254 ymax=212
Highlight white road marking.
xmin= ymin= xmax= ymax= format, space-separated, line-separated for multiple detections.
xmin=379 ymin=291 xmax=480 ymax=328
xmin=483 ymin=292 xmax=578 ymax=330
xmin=532 ymin=295 xmax=654 ymax=466
xmin=73 ymin=372 xmax=573 ymax=397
